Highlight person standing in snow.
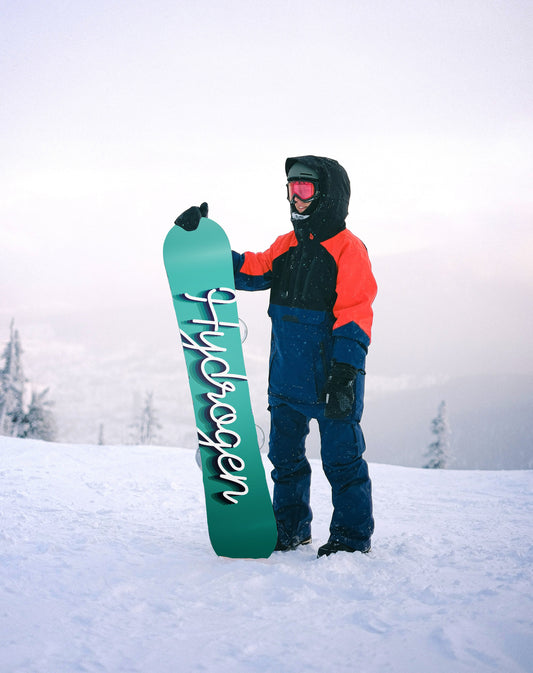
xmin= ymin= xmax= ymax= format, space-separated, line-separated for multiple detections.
xmin=175 ymin=155 xmax=377 ymax=557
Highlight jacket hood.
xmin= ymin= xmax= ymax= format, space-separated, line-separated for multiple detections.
xmin=285 ymin=155 xmax=351 ymax=242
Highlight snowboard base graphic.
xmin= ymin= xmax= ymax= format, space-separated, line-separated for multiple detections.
xmin=163 ymin=218 xmax=277 ymax=558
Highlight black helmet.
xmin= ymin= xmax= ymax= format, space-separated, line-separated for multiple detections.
xmin=287 ymin=161 xmax=319 ymax=182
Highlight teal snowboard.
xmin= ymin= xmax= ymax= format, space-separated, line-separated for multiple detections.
xmin=163 ymin=218 xmax=277 ymax=558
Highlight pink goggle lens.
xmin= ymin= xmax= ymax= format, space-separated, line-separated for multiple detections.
xmin=287 ymin=181 xmax=316 ymax=201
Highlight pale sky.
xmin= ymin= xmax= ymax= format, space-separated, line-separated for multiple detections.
xmin=2 ymin=0 xmax=533 ymax=378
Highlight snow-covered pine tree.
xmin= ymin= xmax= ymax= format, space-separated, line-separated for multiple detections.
xmin=133 ymin=391 xmax=162 ymax=445
xmin=0 ymin=321 xmax=57 ymax=441
xmin=20 ymin=387 xmax=57 ymax=441
xmin=0 ymin=320 xmax=26 ymax=437
xmin=424 ymin=400 xmax=451 ymax=469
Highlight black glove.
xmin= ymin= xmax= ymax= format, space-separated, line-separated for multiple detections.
xmin=324 ymin=362 xmax=357 ymax=420
xmin=174 ymin=202 xmax=208 ymax=231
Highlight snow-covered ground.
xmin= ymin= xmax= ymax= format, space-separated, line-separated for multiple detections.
xmin=1 ymin=436 xmax=532 ymax=673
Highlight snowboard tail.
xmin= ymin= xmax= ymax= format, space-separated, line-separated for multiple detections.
xmin=163 ymin=218 xmax=277 ymax=558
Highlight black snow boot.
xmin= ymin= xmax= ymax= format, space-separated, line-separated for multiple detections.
xmin=317 ymin=539 xmax=370 ymax=558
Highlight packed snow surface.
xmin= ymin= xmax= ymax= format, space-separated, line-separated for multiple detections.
xmin=1 ymin=437 xmax=532 ymax=673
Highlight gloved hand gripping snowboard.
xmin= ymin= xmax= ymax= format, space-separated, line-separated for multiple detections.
xmin=174 ymin=202 xmax=209 ymax=231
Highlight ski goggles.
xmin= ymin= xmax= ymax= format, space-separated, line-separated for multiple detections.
xmin=287 ymin=180 xmax=318 ymax=202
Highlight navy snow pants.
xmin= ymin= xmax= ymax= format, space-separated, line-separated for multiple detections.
xmin=268 ymin=395 xmax=374 ymax=552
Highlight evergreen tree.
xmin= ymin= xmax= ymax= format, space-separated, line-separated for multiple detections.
xmin=132 ymin=391 xmax=162 ymax=445
xmin=0 ymin=320 xmax=57 ymax=441
xmin=20 ymin=388 xmax=57 ymax=441
xmin=424 ymin=400 xmax=451 ymax=469
xmin=0 ymin=320 xmax=26 ymax=437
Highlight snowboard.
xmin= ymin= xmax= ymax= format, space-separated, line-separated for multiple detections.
xmin=163 ymin=217 xmax=277 ymax=558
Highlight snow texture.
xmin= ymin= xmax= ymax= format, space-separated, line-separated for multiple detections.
xmin=1 ymin=436 xmax=532 ymax=673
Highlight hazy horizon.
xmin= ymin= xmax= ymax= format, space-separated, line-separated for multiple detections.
xmin=2 ymin=1 xmax=532 ymax=449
